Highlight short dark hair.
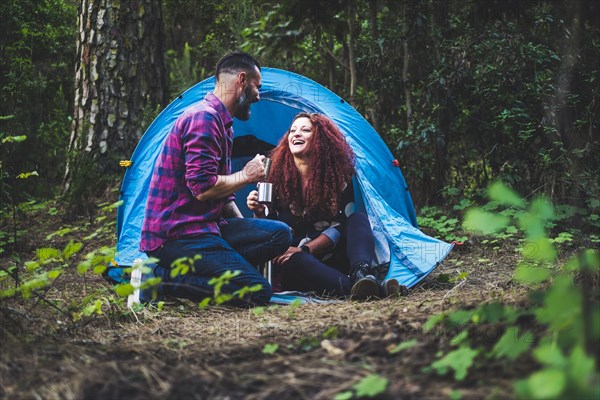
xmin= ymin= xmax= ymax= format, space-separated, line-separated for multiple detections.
xmin=215 ymin=51 xmax=260 ymax=80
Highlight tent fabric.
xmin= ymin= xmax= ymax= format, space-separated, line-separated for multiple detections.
xmin=115 ymin=68 xmax=452 ymax=289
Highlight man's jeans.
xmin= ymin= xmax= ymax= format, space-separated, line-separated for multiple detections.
xmin=146 ymin=218 xmax=291 ymax=306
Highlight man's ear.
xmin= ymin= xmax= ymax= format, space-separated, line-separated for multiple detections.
xmin=238 ymin=71 xmax=247 ymax=87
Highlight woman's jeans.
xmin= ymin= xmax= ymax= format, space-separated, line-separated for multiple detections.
xmin=279 ymin=211 xmax=375 ymax=297
xmin=146 ymin=218 xmax=291 ymax=306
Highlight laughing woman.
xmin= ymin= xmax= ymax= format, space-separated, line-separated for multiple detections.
xmin=247 ymin=112 xmax=402 ymax=299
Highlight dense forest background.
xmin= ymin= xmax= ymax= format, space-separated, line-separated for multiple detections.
xmin=1 ymin=2 xmax=599 ymax=399
xmin=1 ymin=0 xmax=598 ymax=212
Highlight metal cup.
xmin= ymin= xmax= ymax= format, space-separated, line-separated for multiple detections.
xmin=257 ymin=182 xmax=273 ymax=204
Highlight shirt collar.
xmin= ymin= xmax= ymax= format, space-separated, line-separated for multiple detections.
xmin=205 ymin=92 xmax=233 ymax=128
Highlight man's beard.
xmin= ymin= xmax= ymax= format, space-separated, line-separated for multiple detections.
xmin=234 ymin=87 xmax=254 ymax=121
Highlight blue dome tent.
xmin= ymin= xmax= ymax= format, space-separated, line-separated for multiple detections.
xmin=114 ymin=68 xmax=452 ymax=290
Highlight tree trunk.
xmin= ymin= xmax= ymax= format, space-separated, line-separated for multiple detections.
xmin=401 ymin=3 xmax=412 ymax=135
xmin=347 ymin=0 xmax=357 ymax=99
xmin=432 ymin=0 xmax=449 ymax=202
xmin=65 ymin=0 xmax=166 ymax=210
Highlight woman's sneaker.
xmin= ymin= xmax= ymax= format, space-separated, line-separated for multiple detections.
xmin=349 ymin=262 xmax=379 ymax=300
xmin=350 ymin=275 xmax=380 ymax=300
xmin=379 ymin=278 xmax=408 ymax=298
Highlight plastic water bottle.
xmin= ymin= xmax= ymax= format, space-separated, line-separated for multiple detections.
xmin=127 ymin=259 xmax=142 ymax=309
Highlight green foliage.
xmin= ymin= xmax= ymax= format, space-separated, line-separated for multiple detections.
xmin=262 ymin=343 xmax=279 ymax=355
xmin=286 ymin=298 xmax=303 ymax=318
xmin=430 ymin=345 xmax=479 ymax=381
xmin=0 ymin=199 xmax=124 ymax=326
xmin=170 ymin=255 xmax=201 ymax=279
xmin=166 ymin=42 xmax=202 ymax=99
xmin=426 ymin=181 xmax=600 ymax=398
xmin=418 ymin=206 xmax=468 ymax=242
xmin=196 ymin=269 xmax=263 ymax=308
xmin=335 ymin=374 xmax=389 ymax=400
xmin=389 ymin=338 xmax=419 ymax=354
xmin=491 ymin=327 xmax=533 ymax=361
xmin=463 ymin=209 xmax=509 ymax=235
xmin=0 ymin=0 xmax=76 ymax=200
xmin=2 ymin=0 xmax=599 ymax=209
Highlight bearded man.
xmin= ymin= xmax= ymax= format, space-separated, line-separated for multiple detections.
xmin=140 ymin=51 xmax=291 ymax=306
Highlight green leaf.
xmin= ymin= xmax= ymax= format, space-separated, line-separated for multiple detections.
xmin=63 ymin=240 xmax=83 ymax=259
xmin=514 ymin=264 xmax=551 ymax=284
xmin=114 ymin=284 xmax=134 ymax=297
xmin=93 ymin=265 xmax=107 ymax=274
xmin=449 ymin=389 xmax=463 ymax=400
xmin=389 ymin=338 xmax=418 ymax=354
xmin=48 ymin=269 xmax=62 ymax=280
xmin=352 ymin=374 xmax=388 ymax=397
xmin=447 ymin=309 xmax=474 ymax=325
xmin=487 ymin=182 xmax=525 ymax=208
xmin=532 ymin=344 xmax=567 ymax=368
xmin=24 ymin=260 xmax=40 ymax=271
xmin=100 ymin=200 xmax=124 ymax=212
xmin=431 ymin=346 xmax=479 ymax=381
xmin=333 ymin=391 xmax=354 ymax=400
xmin=252 ymin=307 xmax=265 ymax=317
xmin=423 ymin=313 xmax=445 ymax=332
xmin=523 ymin=237 xmax=556 ymax=262
xmin=476 ymin=302 xmax=506 ymax=324
xmin=587 ymin=198 xmax=600 ymax=209
xmin=323 ymin=326 xmax=339 ymax=339
xmin=1 ymin=134 xmax=26 ymax=143
xmin=263 ymin=343 xmax=279 ymax=355
xmin=463 ymin=208 xmax=509 ymax=235
xmin=568 ymin=345 xmax=596 ymax=391
xmin=581 ymin=249 xmax=600 ymax=273
xmin=535 ymin=275 xmax=582 ymax=336
xmin=16 ymin=171 xmax=39 ymax=179
xmin=492 ymin=327 xmax=532 ymax=360
xmin=81 ymin=299 xmax=103 ymax=317
xmin=530 ymin=198 xmax=554 ymax=221
xmin=526 ymin=369 xmax=566 ymax=399
xmin=561 ymin=256 xmax=580 ymax=272
xmin=77 ymin=261 xmax=91 ymax=274
xmin=36 ymin=247 xmax=62 ymax=262
xmin=450 ymin=330 xmax=469 ymax=346
xmin=198 ymin=297 xmax=211 ymax=308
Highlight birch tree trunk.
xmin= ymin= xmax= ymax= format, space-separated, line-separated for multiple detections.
xmin=65 ymin=0 xmax=166 ymax=209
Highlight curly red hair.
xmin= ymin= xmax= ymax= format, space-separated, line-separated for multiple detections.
xmin=269 ymin=113 xmax=355 ymax=217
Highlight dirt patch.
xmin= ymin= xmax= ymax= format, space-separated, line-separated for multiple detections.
xmin=1 ymin=205 xmax=536 ymax=399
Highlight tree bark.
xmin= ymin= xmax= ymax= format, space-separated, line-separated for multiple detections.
xmin=65 ymin=0 xmax=166 ymax=208
xmin=347 ymin=0 xmax=357 ymax=99
xmin=401 ymin=3 xmax=412 ymax=135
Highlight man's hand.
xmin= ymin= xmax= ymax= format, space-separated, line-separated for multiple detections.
xmin=242 ymin=154 xmax=266 ymax=183
xmin=247 ymin=190 xmax=266 ymax=217
xmin=196 ymin=154 xmax=267 ymax=201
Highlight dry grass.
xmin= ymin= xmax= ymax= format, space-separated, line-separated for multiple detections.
xmin=1 ymin=205 xmax=542 ymax=399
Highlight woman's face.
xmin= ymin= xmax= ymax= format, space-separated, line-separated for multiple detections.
xmin=288 ymin=117 xmax=314 ymax=157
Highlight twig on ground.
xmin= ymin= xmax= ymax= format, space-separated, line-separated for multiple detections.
xmin=441 ymin=279 xmax=467 ymax=308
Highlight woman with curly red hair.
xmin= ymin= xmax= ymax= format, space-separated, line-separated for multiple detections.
xmin=247 ymin=113 xmax=402 ymax=299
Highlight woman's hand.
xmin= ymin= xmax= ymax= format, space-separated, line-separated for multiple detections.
xmin=246 ymin=190 xmax=266 ymax=217
xmin=273 ymin=246 xmax=301 ymax=265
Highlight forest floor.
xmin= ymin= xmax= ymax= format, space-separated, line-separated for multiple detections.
xmin=0 ymin=197 xmax=570 ymax=400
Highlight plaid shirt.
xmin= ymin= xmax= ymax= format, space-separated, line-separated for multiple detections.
xmin=140 ymin=93 xmax=235 ymax=252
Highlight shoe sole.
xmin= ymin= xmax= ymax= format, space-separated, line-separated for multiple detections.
xmin=383 ymin=279 xmax=401 ymax=298
xmin=382 ymin=279 xmax=409 ymax=298
xmin=350 ymin=278 xmax=380 ymax=300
